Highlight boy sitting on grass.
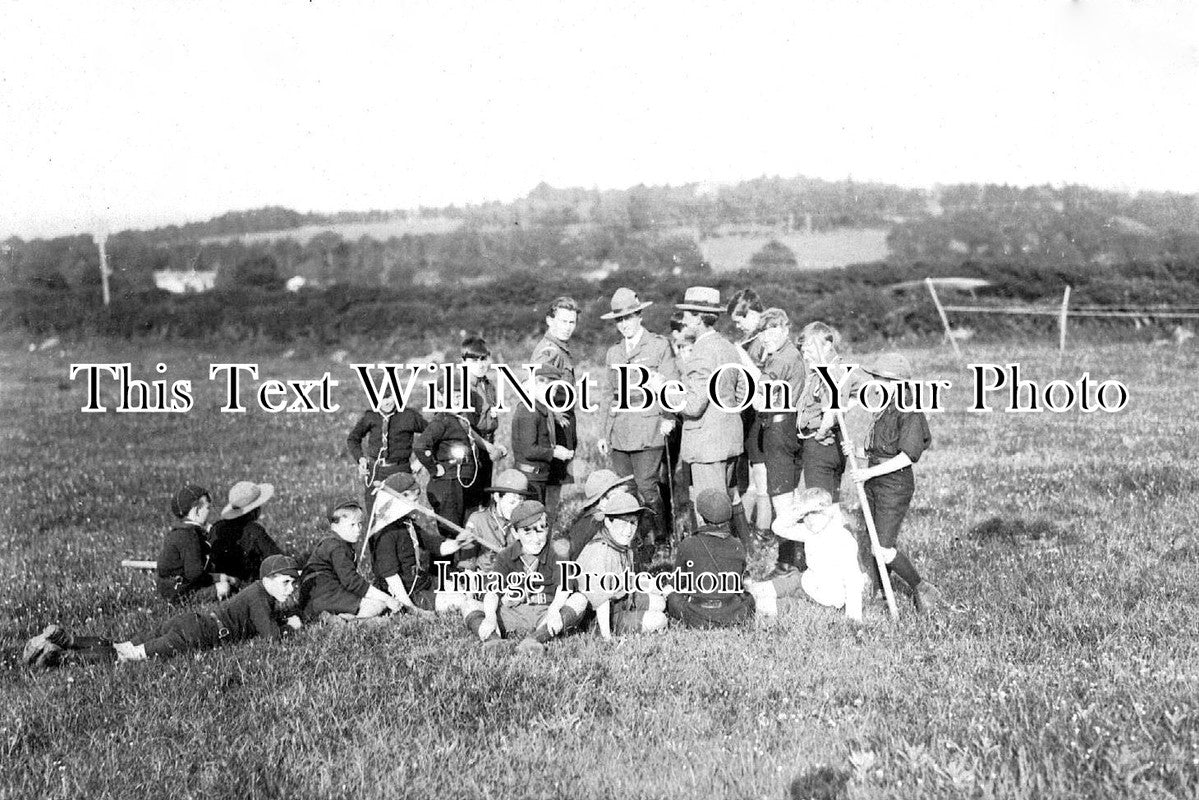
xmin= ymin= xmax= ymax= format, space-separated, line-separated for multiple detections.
xmin=747 ymin=488 xmax=867 ymax=623
xmin=366 ymin=472 xmax=471 ymax=615
xmin=24 ymin=555 xmax=304 ymax=668
xmin=157 ymin=484 xmax=237 ymax=603
xmin=300 ymin=499 xmax=401 ymax=620
xmin=462 ymin=500 xmax=588 ymax=653
xmin=574 ymin=493 xmax=670 ymax=640
xmin=661 ymin=489 xmax=757 ymax=629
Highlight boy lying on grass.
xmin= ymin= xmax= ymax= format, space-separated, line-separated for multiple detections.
xmin=747 ymin=487 xmax=867 ymax=623
xmin=158 ymin=484 xmax=239 ymax=603
xmin=24 ymin=555 xmax=304 ymax=668
xmin=299 ymin=499 xmax=402 ymax=620
xmin=462 ymin=500 xmax=588 ymax=653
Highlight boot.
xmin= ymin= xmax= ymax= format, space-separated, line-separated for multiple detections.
xmin=729 ymin=502 xmax=753 ymax=552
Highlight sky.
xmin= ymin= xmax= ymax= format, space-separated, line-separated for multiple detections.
xmin=1 ymin=0 xmax=1197 ymax=239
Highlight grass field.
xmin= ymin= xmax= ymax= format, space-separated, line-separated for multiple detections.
xmin=3 ymin=337 xmax=1198 ymax=799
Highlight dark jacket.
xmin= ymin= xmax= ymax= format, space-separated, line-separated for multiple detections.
xmin=157 ymin=522 xmax=215 ymax=601
xmin=208 ymin=517 xmax=282 ymax=583
xmin=346 ymin=408 xmax=427 ymax=466
xmin=669 ymin=524 xmax=754 ymax=628
xmin=511 ymin=402 xmax=555 ymax=481
xmin=414 ymin=412 xmax=477 ymax=481
xmin=210 ymin=580 xmax=286 ymax=642
xmin=368 ymin=515 xmax=446 ymax=594
xmin=301 ymin=536 xmax=370 ymax=599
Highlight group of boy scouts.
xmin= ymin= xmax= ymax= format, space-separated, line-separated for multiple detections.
xmin=24 ymin=284 xmax=944 ymax=668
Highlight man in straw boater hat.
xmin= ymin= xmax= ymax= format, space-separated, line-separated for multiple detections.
xmin=596 ymin=287 xmax=680 ymax=563
xmin=24 ymin=554 xmax=305 ymax=668
xmin=208 ymin=480 xmax=283 ymax=586
xmin=672 ymin=286 xmax=754 ymax=550
xmin=850 ymin=353 xmax=944 ymax=613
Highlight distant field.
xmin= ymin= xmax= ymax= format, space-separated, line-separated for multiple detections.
xmin=3 ymin=339 xmax=1198 ymax=799
xmin=699 ymin=227 xmax=891 ymax=271
xmin=199 ymin=215 xmax=463 ymax=245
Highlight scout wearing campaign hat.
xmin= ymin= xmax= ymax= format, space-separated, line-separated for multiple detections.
xmin=600 ymin=287 xmax=654 ymax=320
xmin=581 ymin=469 xmax=635 ymax=511
xmin=484 ymin=468 xmax=534 ymax=497
xmin=863 ymin=353 xmax=913 ymax=381
xmin=674 ymin=286 xmax=725 ymax=314
xmin=221 ymin=481 xmax=275 ymax=520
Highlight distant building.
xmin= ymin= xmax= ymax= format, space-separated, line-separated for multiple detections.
xmin=153 ymin=269 xmax=217 ymax=293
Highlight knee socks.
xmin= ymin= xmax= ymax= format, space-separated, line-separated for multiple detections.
xmin=530 ymin=607 xmax=580 ymax=644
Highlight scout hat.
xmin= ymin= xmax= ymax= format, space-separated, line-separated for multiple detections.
xmin=484 ymin=468 xmax=533 ymax=497
xmin=171 ymin=484 xmax=210 ymax=519
xmin=259 ymin=554 xmax=301 ymax=580
xmin=598 ymin=492 xmax=648 ymax=518
xmin=581 ymin=469 xmax=635 ymax=511
xmin=383 ymin=472 xmax=417 ymax=494
xmin=863 ymin=353 xmax=913 ymax=381
xmin=695 ymin=489 xmax=733 ymax=525
xmin=220 ymin=480 xmax=275 ymax=520
xmin=600 ymin=287 xmax=654 ymax=320
xmin=510 ymin=500 xmax=547 ymax=529
xmin=675 ymin=286 xmax=724 ymax=313
xmin=327 ymin=497 xmax=363 ymax=521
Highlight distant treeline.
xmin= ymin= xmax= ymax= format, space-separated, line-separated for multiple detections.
xmin=4 ymin=178 xmax=1199 ymax=294
xmin=5 ymin=261 xmax=1197 ymax=348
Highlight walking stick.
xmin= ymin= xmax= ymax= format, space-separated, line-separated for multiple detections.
xmin=834 ymin=409 xmax=899 ymax=620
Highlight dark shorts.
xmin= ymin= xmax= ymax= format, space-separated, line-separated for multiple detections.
xmin=760 ymin=414 xmax=802 ymax=496
xmin=801 ymin=430 xmax=847 ymax=502
xmin=745 ymin=417 xmax=766 ymax=463
xmin=302 ymin=578 xmax=364 ymax=617
xmin=665 ymin=592 xmax=755 ymax=629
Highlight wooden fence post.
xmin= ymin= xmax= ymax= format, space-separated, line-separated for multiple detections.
xmin=925 ymin=277 xmax=962 ymax=358
xmin=1058 ymin=286 xmax=1071 ymax=354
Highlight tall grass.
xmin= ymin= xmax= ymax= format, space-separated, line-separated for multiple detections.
xmin=2 ymin=338 xmax=1197 ymax=799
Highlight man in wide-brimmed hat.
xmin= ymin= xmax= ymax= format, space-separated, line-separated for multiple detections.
xmin=673 ymin=286 xmax=753 ymax=551
xmin=596 ymin=287 xmax=679 ymax=561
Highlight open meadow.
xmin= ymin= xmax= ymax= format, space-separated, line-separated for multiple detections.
xmin=2 ymin=336 xmax=1198 ymax=799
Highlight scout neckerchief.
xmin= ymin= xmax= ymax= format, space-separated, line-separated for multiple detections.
xmin=518 ymin=549 xmax=548 ymax=604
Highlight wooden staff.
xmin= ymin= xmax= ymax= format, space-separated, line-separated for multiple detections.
xmin=835 ymin=409 xmax=899 ymax=620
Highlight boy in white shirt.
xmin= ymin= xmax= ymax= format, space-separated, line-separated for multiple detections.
xmin=748 ymin=487 xmax=869 ymax=622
